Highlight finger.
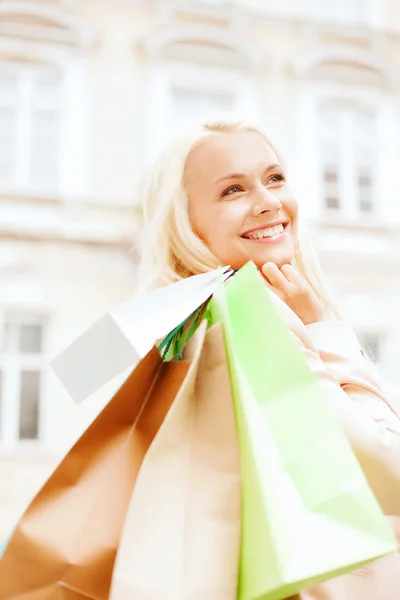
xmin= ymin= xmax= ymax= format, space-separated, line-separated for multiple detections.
xmin=263 ymin=277 xmax=285 ymax=301
xmin=280 ymin=264 xmax=307 ymax=287
xmin=262 ymin=262 xmax=292 ymax=294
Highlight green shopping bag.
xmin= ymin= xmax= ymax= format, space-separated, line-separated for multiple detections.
xmin=207 ymin=262 xmax=397 ymax=600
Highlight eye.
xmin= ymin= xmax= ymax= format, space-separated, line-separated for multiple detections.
xmin=267 ymin=173 xmax=286 ymax=185
xmin=221 ymin=185 xmax=243 ymax=197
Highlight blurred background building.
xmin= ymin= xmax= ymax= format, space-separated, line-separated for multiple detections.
xmin=0 ymin=0 xmax=400 ymax=536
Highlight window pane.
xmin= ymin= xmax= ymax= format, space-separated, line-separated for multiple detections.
xmin=0 ymin=70 xmax=19 ymax=103
xmin=1 ymin=321 xmax=15 ymax=353
xmin=34 ymin=69 xmax=62 ymax=108
xmin=29 ymin=110 xmax=60 ymax=191
xmin=29 ymin=68 xmax=62 ymax=191
xmin=322 ymin=142 xmax=341 ymax=210
xmin=0 ymin=107 xmax=17 ymax=185
xmin=358 ymin=167 xmax=374 ymax=213
xmin=19 ymin=370 xmax=40 ymax=440
xmin=356 ymin=144 xmax=374 ymax=214
xmin=324 ymin=170 xmax=340 ymax=209
xmin=353 ymin=109 xmax=375 ymax=141
xmin=0 ymin=69 xmax=18 ymax=186
xmin=319 ymin=105 xmax=343 ymax=211
xmin=319 ymin=104 xmax=342 ymax=136
xmin=3 ymin=319 xmax=44 ymax=354
xmin=19 ymin=324 xmax=43 ymax=354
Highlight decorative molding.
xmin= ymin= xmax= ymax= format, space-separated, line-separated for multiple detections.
xmin=0 ymin=1 xmax=95 ymax=49
xmin=291 ymin=44 xmax=396 ymax=85
xmin=150 ymin=0 xmax=240 ymax=24
xmin=0 ymin=37 xmax=75 ymax=66
xmin=138 ymin=23 xmax=262 ymax=69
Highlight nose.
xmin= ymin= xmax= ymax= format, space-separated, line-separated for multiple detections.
xmin=251 ymin=185 xmax=282 ymax=216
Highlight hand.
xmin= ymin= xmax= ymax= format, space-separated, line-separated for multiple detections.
xmin=261 ymin=262 xmax=325 ymax=325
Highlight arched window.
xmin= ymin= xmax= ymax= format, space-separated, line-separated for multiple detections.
xmin=142 ymin=26 xmax=260 ymax=159
xmin=0 ymin=2 xmax=93 ymax=196
xmin=292 ymin=46 xmax=394 ymax=221
xmin=319 ymin=101 xmax=377 ymax=215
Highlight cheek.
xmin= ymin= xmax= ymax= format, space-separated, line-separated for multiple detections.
xmin=193 ymin=204 xmax=242 ymax=244
xmin=189 ymin=203 xmax=209 ymax=241
xmin=210 ymin=206 xmax=244 ymax=245
xmin=285 ymin=194 xmax=299 ymax=220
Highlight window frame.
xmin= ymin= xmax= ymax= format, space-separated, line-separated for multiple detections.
xmin=318 ymin=100 xmax=378 ymax=218
xmin=0 ymin=40 xmax=89 ymax=199
xmin=292 ymin=80 xmax=394 ymax=224
xmin=0 ymin=311 xmax=48 ymax=451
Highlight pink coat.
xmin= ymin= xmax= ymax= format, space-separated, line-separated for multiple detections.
xmin=271 ymin=295 xmax=400 ymax=600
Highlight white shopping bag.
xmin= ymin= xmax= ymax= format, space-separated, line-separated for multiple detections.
xmin=51 ymin=267 xmax=231 ymax=403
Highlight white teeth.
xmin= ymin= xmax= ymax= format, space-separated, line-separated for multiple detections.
xmin=245 ymin=224 xmax=284 ymax=240
xmin=263 ymin=224 xmax=284 ymax=238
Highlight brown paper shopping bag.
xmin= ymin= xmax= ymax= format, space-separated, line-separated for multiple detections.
xmin=0 ymin=347 xmax=189 ymax=600
xmin=110 ymin=322 xmax=242 ymax=600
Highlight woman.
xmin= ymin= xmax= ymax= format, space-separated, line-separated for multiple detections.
xmin=138 ymin=120 xmax=400 ymax=599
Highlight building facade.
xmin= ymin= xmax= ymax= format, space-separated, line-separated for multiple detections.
xmin=0 ymin=0 xmax=400 ymax=536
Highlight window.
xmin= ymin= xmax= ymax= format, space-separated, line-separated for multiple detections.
xmin=0 ymin=314 xmax=46 ymax=446
xmin=319 ymin=102 xmax=377 ymax=217
xmin=0 ymin=63 xmax=62 ymax=193
xmin=145 ymin=30 xmax=259 ymax=161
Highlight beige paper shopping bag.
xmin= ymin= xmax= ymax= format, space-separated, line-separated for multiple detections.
xmin=110 ymin=322 xmax=242 ymax=600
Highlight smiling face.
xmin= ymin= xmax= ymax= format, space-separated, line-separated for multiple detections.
xmin=185 ymin=129 xmax=298 ymax=271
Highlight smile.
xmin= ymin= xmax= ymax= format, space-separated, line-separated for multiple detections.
xmin=241 ymin=222 xmax=288 ymax=241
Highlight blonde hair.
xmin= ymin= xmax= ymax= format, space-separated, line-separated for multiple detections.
xmin=137 ymin=120 xmax=340 ymax=320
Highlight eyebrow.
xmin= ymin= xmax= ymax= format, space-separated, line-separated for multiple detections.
xmin=214 ymin=163 xmax=282 ymax=185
